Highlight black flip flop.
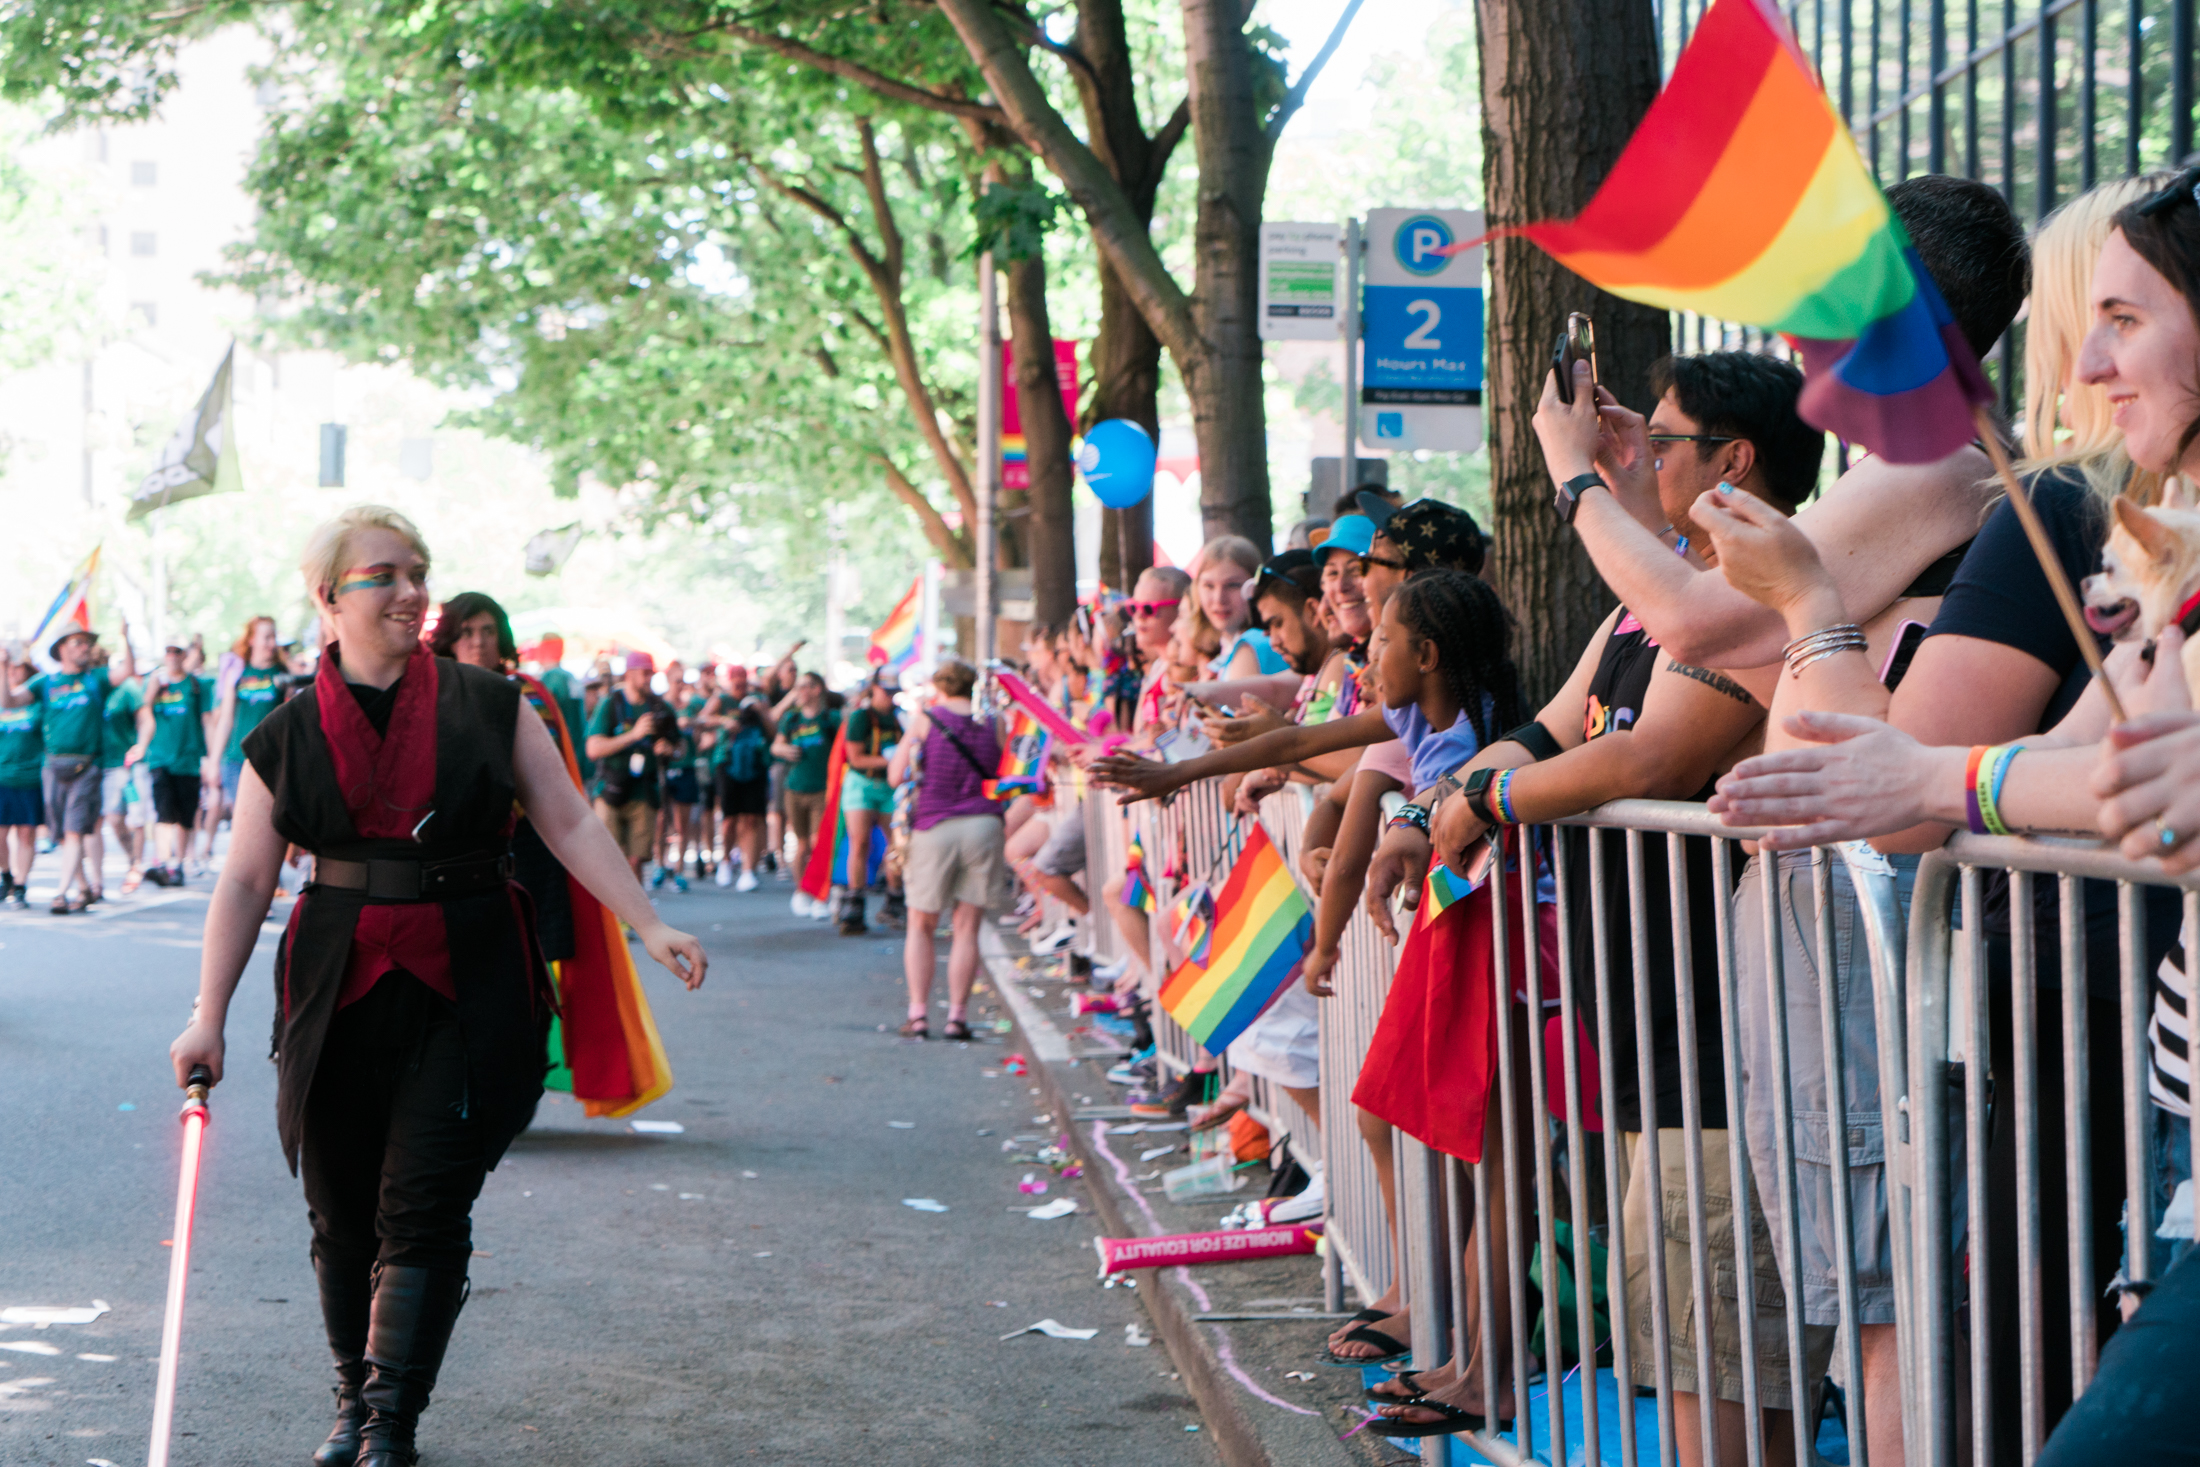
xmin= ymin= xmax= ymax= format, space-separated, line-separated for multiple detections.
xmin=1364 ymin=1370 xmax=1428 ymax=1404
xmin=1319 ymin=1324 xmax=1411 ymax=1369
xmin=1366 ymin=1399 xmax=1498 ymax=1439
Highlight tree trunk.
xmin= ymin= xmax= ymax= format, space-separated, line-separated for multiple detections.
xmin=1089 ymin=257 xmax=1162 ymax=589
xmin=1476 ymin=0 xmax=1667 ymax=706
xmin=1005 ymin=253 xmax=1079 ymax=626
xmin=1181 ymin=0 xmax=1275 ymax=549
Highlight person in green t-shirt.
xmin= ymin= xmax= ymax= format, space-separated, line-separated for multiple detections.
xmin=2 ymin=621 xmax=135 ymax=912
xmin=834 ymin=671 xmax=905 ymax=934
xmin=130 ymin=643 xmax=214 ymax=889
xmin=99 ymin=673 xmax=146 ymax=893
xmin=0 ymin=652 xmax=42 ymax=908
xmin=210 ymin=616 xmax=287 ymax=827
xmin=583 ymin=651 xmax=680 ymax=883
xmin=533 ymin=637 xmax=591 ymax=781
xmin=769 ymin=672 xmax=840 ymax=910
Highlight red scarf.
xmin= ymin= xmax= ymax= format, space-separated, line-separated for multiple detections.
xmin=315 ymin=640 xmax=439 ymax=841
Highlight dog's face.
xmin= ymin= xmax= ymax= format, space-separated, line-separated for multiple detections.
xmin=2083 ymin=482 xmax=2200 ymax=641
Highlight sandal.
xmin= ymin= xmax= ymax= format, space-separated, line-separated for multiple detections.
xmin=1365 ymin=1371 xmax=1428 ymax=1404
xmin=1366 ymin=1399 xmax=1499 ymax=1439
xmin=898 ymin=1017 xmax=929 ymax=1039
xmin=941 ymin=1019 xmax=973 ymax=1041
xmin=50 ymin=894 xmax=86 ymax=915
xmin=122 ymin=868 xmax=143 ymax=895
xmin=1320 ymin=1323 xmax=1411 ymax=1368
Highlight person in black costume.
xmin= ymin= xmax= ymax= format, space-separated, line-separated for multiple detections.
xmin=169 ymin=507 xmax=707 ymax=1467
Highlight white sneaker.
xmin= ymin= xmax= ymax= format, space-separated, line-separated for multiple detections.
xmin=735 ymin=869 xmax=759 ymax=893
xmin=791 ymin=892 xmax=812 ymax=918
xmin=1091 ymin=958 xmax=1130 ymax=984
xmin=1267 ymin=1171 xmax=1326 ymax=1225
xmin=1030 ymin=919 xmax=1081 ymax=955
xmin=809 ymin=895 xmax=833 ymax=921
xmin=714 ymin=861 xmax=734 ymax=888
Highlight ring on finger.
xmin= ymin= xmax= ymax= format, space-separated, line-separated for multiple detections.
xmin=2157 ymin=817 xmax=2179 ymax=849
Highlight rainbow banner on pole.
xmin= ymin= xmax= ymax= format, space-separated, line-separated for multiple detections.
xmin=867 ymin=577 xmax=923 ymax=673
xmin=1157 ymin=826 xmax=1313 ymax=1054
xmin=30 ymin=545 xmax=101 ymax=649
xmin=1496 ymin=0 xmax=1990 ymax=463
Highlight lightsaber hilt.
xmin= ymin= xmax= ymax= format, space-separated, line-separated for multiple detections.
xmin=180 ymin=1063 xmax=212 ymax=1120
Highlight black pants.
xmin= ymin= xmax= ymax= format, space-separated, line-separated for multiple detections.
xmin=300 ymin=973 xmax=487 ymax=1283
xmin=2037 ymin=1245 xmax=2200 ymax=1465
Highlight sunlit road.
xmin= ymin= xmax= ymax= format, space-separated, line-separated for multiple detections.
xmin=0 ymin=860 xmax=1211 ymax=1465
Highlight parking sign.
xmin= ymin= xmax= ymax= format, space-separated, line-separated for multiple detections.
xmin=1360 ymin=208 xmax=1483 ymax=452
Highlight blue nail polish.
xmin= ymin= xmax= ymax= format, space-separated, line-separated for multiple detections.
xmin=1716 ymin=481 xmax=1735 ymax=494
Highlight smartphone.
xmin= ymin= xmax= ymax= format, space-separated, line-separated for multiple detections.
xmin=1879 ymin=620 xmax=1929 ymax=690
xmin=1551 ymin=312 xmax=1599 ymax=404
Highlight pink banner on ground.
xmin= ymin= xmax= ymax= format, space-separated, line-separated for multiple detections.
xmin=1094 ymin=1224 xmax=1321 ymax=1276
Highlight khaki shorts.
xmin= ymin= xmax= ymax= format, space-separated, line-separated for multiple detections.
xmin=1614 ymin=1129 xmax=1836 ymax=1406
xmin=595 ymin=797 xmax=657 ymax=862
xmin=903 ymin=814 xmax=1005 ymax=915
xmin=785 ymin=788 xmax=829 ymax=848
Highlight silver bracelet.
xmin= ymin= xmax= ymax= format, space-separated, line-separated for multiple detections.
xmin=1781 ymin=624 xmax=1866 ymax=675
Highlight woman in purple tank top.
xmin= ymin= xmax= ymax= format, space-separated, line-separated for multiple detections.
xmin=886 ymin=659 xmax=1004 ymax=1040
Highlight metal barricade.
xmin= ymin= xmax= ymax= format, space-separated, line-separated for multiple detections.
xmin=1071 ymin=774 xmax=2194 ymax=1465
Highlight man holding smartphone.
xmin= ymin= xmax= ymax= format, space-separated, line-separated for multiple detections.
xmin=585 ymin=650 xmax=680 ymax=883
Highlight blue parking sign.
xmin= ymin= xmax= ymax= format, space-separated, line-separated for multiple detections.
xmin=1361 ymin=285 xmax=1482 ymax=405
xmin=1358 ymin=208 xmax=1483 ymax=452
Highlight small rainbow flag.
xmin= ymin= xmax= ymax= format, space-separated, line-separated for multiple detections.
xmin=982 ymin=704 xmax=1050 ymax=800
xmin=1158 ymin=826 xmax=1313 ymax=1054
xmin=1169 ymin=883 xmax=1213 ymax=965
xmin=1499 ymin=0 xmax=1989 ymax=463
xmin=1121 ymin=829 xmax=1156 ymax=913
xmin=30 ymin=545 xmax=101 ymax=649
xmin=867 ymin=576 xmax=922 ymax=673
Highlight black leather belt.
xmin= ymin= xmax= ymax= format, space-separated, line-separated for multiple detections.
xmin=314 ymin=852 xmax=514 ymax=901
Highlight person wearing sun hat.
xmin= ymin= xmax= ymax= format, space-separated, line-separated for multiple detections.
xmin=0 ymin=618 xmax=136 ymax=913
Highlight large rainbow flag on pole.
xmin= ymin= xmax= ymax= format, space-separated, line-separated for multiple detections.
xmin=1496 ymin=0 xmax=1991 ymax=463
xmin=799 ymin=725 xmax=885 ymax=902
xmin=867 ymin=577 xmax=923 ymax=673
xmin=1157 ymin=826 xmax=1313 ymax=1054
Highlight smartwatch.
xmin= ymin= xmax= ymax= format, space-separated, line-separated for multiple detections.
xmin=1463 ymin=767 xmax=1499 ymax=825
xmin=1554 ymin=471 xmax=1605 ymax=525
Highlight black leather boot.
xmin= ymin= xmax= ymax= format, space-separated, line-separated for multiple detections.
xmin=355 ymin=1266 xmax=469 ymax=1467
xmin=837 ymin=889 xmax=868 ymax=935
xmin=312 ymin=1255 xmax=372 ymax=1466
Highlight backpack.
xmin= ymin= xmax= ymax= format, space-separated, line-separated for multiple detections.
xmin=723 ymin=724 xmax=768 ymax=783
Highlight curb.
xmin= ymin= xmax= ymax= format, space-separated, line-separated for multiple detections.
xmin=981 ymin=928 xmax=1357 ymax=1467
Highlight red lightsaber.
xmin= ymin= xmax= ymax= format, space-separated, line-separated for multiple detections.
xmin=147 ymin=1064 xmax=212 ymax=1467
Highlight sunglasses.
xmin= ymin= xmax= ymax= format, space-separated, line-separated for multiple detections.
xmin=1126 ymin=598 xmax=1181 ymax=618
xmin=1645 ymin=432 xmax=1737 ymax=446
xmin=1359 ymin=553 xmax=1407 ymax=571
xmin=2138 ymin=164 xmax=2200 ymax=217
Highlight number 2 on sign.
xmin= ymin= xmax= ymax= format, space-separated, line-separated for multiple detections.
xmin=1403 ymin=299 xmax=1441 ymax=349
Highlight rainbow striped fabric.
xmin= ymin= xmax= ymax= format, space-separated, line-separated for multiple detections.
xmin=1158 ymin=827 xmax=1313 ymax=1054
xmin=1169 ymin=882 xmax=1214 ymax=965
xmin=867 ymin=576 xmax=922 ymax=673
xmin=982 ymin=704 xmax=1050 ymax=800
xmin=1121 ymin=830 xmax=1156 ymax=913
xmin=31 ymin=545 xmax=100 ymax=649
xmin=1507 ymin=0 xmax=1989 ymax=463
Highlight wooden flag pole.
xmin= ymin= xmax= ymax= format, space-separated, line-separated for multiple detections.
xmin=1970 ymin=402 xmax=2127 ymax=724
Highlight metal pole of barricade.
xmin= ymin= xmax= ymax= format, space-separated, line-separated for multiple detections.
xmin=2119 ymin=881 xmax=2152 ymax=1297
xmin=1552 ymin=834 xmax=1602 ymax=1465
xmin=1962 ymin=865 xmax=1995 ymax=1467
xmin=1812 ymin=849 xmax=1871 ymax=1467
xmin=1489 ymin=832 xmax=1536 ymax=1456
xmin=2008 ymin=868 xmax=2044 ymax=1463
xmin=1520 ymin=828 xmax=1566 ymax=1463
xmin=1588 ymin=828 xmax=1641 ymax=1467
xmin=1624 ymin=829 xmax=1677 ymax=1465
xmin=1712 ymin=837 xmax=1767 ymax=1467
xmin=2059 ymin=873 xmax=2098 ymax=1394
xmin=1669 ymin=833 xmax=1720 ymax=1467
xmin=1756 ymin=854 xmax=1814 ymax=1464
xmin=1403 ymin=1127 xmax=1453 ymax=1467
xmin=1906 ymin=850 xmax=1961 ymax=1467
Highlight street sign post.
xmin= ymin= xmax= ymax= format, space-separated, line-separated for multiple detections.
xmin=1358 ymin=208 xmax=1483 ymax=453
xmin=1257 ymin=222 xmax=1342 ymax=341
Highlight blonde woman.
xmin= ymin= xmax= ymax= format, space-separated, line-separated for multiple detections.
xmin=1185 ymin=534 xmax=1288 ymax=679
xmin=168 ymin=506 xmax=706 ymax=1467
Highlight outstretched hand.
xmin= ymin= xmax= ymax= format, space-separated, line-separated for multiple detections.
xmin=643 ymin=923 xmax=709 ymax=990
xmin=1707 ymin=709 xmax=1942 ymax=848
xmin=1089 ymin=752 xmax=1188 ymax=805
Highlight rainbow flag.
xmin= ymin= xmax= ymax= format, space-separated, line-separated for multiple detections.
xmin=982 ymin=704 xmax=1050 ymax=800
xmin=1169 ymin=882 xmax=1213 ymax=965
xmin=1500 ymin=0 xmax=1989 ymax=463
xmin=1121 ymin=829 xmax=1156 ymax=913
xmin=1157 ymin=826 xmax=1313 ymax=1054
xmin=799 ymin=726 xmax=885 ymax=902
xmin=867 ymin=576 xmax=923 ymax=673
xmin=30 ymin=545 xmax=100 ymax=649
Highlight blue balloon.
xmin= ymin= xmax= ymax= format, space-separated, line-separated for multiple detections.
xmin=1076 ymin=419 xmax=1157 ymax=508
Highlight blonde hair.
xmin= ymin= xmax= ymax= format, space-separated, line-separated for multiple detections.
xmin=2020 ymin=174 xmax=2174 ymax=504
xmin=1185 ymin=534 xmax=1264 ymax=648
xmin=300 ymin=506 xmax=432 ymax=606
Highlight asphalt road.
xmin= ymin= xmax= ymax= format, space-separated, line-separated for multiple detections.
xmin=0 ymin=857 xmax=1214 ymax=1466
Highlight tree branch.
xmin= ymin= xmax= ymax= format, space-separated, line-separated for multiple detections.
xmin=854 ymin=117 xmax=904 ymax=285
xmin=1147 ymin=96 xmax=1191 ymax=189
xmin=876 ymin=454 xmax=972 ymax=566
xmin=702 ymin=21 xmax=1011 ymax=126
xmin=933 ymin=0 xmax=1203 ymax=371
xmin=1265 ymin=0 xmax=1365 ymax=141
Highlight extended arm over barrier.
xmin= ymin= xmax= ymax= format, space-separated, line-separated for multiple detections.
xmin=1065 ymin=771 xmax=2195 ymax=1466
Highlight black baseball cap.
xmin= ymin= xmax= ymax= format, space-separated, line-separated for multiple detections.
xmin=1377 ymin=499 xmax=1488 ymax=576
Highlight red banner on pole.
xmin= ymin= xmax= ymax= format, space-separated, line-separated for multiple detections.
xmin=1002 ymin=339 xmax=1080 ymax=490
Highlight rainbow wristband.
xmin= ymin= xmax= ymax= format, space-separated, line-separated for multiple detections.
xmin=1980 ymin=745 xmax=2020 ymax=837
xmin=1964 ymin=745 xmax=1990 ymax=835
xmin=1492 ymin=768 xmax=1519 ymax=826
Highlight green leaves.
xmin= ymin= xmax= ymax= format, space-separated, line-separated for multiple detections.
xmin=969 ymin=176 xmax=1066 ymax=265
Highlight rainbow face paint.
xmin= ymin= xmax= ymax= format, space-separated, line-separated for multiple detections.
xmin=333 ymin=565 xmax=401 ymax=597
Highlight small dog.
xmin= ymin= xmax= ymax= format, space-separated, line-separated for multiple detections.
xmin=2081 ymin=478 xmax=2200 ymax=694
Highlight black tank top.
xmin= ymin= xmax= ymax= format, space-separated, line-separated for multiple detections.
xmin=1582 ymin=607 xmax=1659 ymax=743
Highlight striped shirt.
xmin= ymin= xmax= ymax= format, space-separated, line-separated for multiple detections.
xmin=2149 ymin=924 xmax=2192 ymax=1119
